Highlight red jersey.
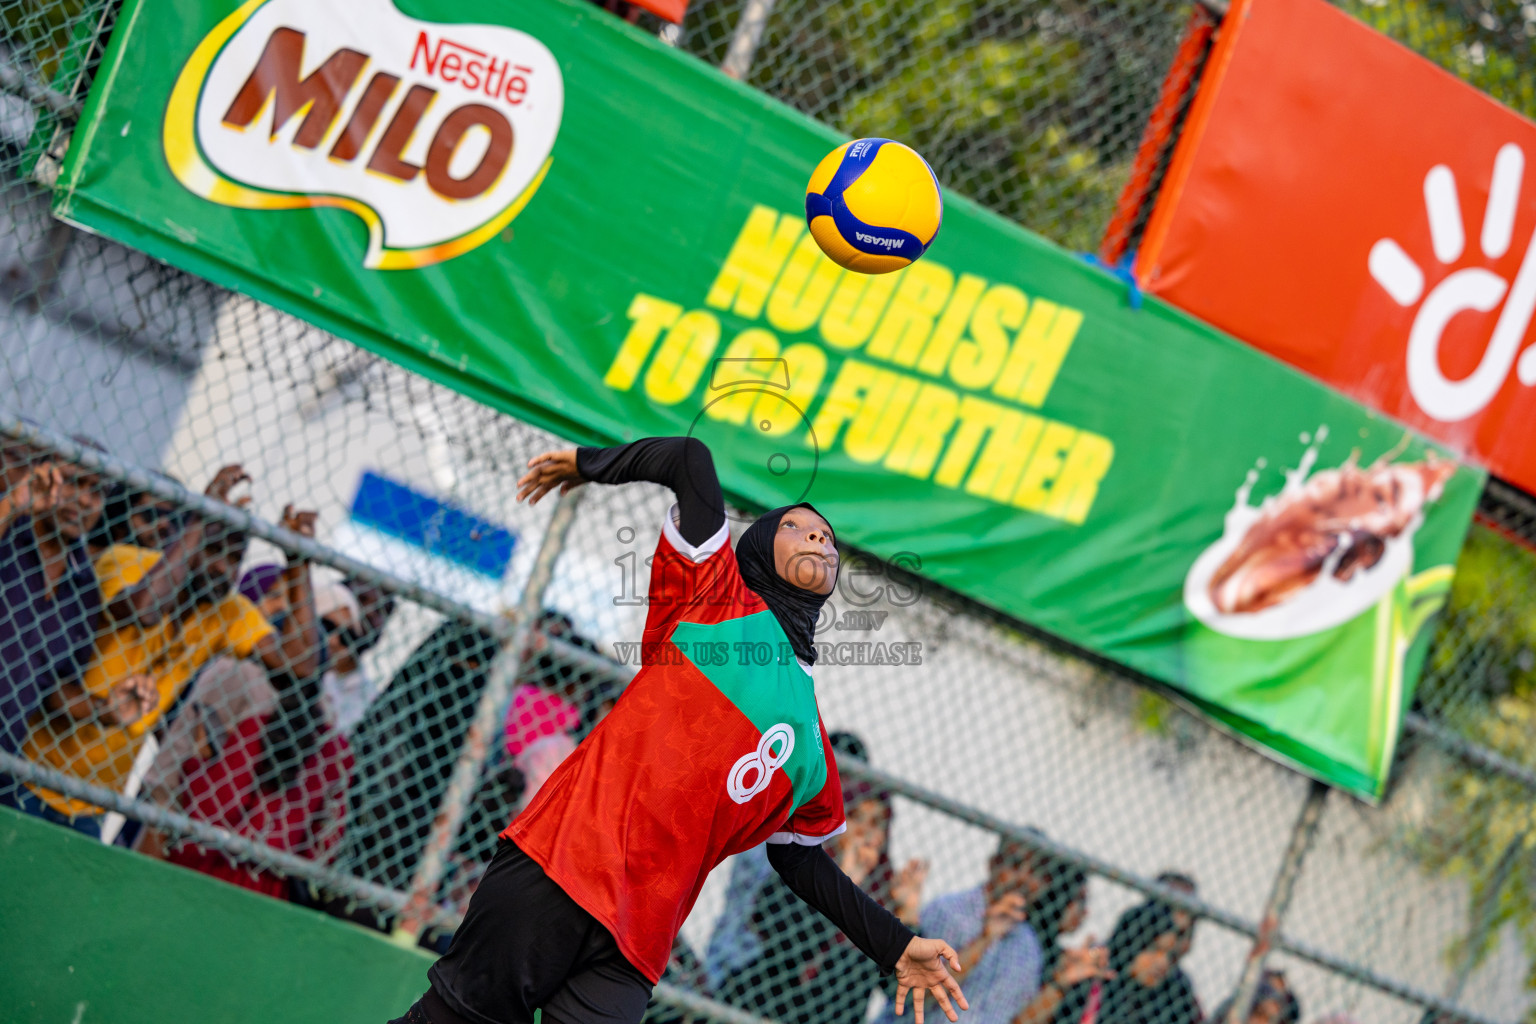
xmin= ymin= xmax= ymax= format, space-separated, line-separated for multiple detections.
xmin=504 ymin=506 xmax=846 ymax=982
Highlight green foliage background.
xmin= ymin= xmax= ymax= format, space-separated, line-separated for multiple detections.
xmin=680 ymin=0 xmax=1188 ymax=253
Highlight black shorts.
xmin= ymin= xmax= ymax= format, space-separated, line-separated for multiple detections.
xmin=402 ymin=838 xmax=653 ymax=1024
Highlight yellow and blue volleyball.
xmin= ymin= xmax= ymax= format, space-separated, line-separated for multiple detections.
xmin=804 ymin=138 xmax=943 ymax=275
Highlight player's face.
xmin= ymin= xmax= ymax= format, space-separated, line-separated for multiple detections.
xmin=773 ymin=508 xmax=838 ymax=595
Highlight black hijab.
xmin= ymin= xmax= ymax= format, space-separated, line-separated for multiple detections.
xmin=734 ymin=502 xmax=835 ymax=667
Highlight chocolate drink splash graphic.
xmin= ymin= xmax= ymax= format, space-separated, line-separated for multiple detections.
xmin=1208 ymin=443 xmax=1456 ymax=616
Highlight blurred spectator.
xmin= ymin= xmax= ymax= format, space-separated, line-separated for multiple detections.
xmin=718 ymin=765 xmax=927 ymax=1024
xmin=705 ymin=730 xmax=872 ymax=994
xmin=330 ymin=619 xmax=500 ymax=930
xmin=1048 ymin=900 xmax=1202 ymax=1024
xmin=1014 ymin=861 xmax=1114 ymax=1024
xmin=531 ymin=608 xmax=614 ymax=742
xmin=132 ymin=561 xmax=287 ymax=797
xmin=21 ymin=466 xmax=322 ymax=835
xmin=0 ymin=438 xmax=110 ymax=813
xmin=239 ymin=563 xmax=286 ymax=614
xmin=161 ymin=663 xmax=353 ymax=899
xmin=142 ymin=564 xmax=287 ymax=782
xmin=416 ymin=613 xmax=601 ymax=937
xmin=422 ymin=759 xmax=530 ymax=948
xmin=412 ymin=613 xmax=620 ymax=948
xmin=872 ymin=832 xmax=1055 ymax=1024
xmin=504 ymin=681 xmax=578 ymax=812
xmin=1213 ymin=970 xmax=1300 ymax=1024
xmin=136 ymin=657 xmax=274 ymax=840
xmin=1150 ymin=871 xmax=1204 ymax=1019
xmin=135 ymin=559 xmax=322 ymax=856
xmin=314 ymin=579 xmax=377 ymax=735
xmin=88 ymin=472 xmax=182 ymax=557
xmin=343 ymin=574 xmax=396 ymax=659
xmin=492 ymin=609 xmax=617 ymax=816
xmin=315 ymin=578 xmax=361 ymax=626
xmin=1027 ymin=861 xmax=1089 ymax=974
xmin=705 ymin=832 xmax=775 ymax=993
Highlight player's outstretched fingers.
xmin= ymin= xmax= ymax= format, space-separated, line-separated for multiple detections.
xmin=893 ymin=984 xmax=908 ymax=1018
xmin=934 ymin=942 xmax=968 ymax=1011
xmin=936 ymin=973 xmax=968 ymax=1020
xmin=517 ymin=450 xmax=583 ymax=505
xmin=930 ymin=983 xmax=959 ymax=1024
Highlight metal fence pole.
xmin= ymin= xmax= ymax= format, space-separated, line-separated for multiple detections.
xmin=0 ymin=412 xmax=520 ymax=641
xmin=842 ymin=761 xmax=1497 ymax=1022
xmin=0 ymin=750 xmax=461 ymax=933
xmin=392 ymin=486 xmax=586 ymax=942
xmin=719 ymin=0 xmax=779 ymax=80
xmin=1224 ymin=780 xmax=1329 ymax=1024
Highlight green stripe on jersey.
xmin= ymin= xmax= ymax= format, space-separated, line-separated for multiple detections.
xmin=668 ymin=611 xmax=826 ymax=813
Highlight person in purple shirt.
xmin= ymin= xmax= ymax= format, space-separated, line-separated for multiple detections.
xmin=0 ymin=437 xmax=143 ymax=812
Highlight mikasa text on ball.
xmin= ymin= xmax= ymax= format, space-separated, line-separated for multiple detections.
xmin=804 ymin=138 xmax=943 ymax=274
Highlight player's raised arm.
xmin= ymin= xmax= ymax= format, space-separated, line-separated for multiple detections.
xmin=517 ymin=437 xmax=725 ymax=546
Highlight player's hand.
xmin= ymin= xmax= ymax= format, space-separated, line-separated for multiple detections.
xmin=894 ymin=937 xmax=967 ymax=1024
xmin=983 ymin=890 xmax=1027 ymax=942
xmin=517 ymin=449 xmax=585 ymax=505
xmin=1053 ymin=936 xmax=1114 ymax=987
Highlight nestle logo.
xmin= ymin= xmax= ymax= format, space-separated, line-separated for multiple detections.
xmin=172 ymin=0 xmax=565 ymax=270
xmin=410 ymin=31 xmax=534 ymax=107
xmin=855 ymin=231 xmax=902 ymax=249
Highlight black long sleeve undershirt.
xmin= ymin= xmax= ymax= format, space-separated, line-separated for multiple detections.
xmin=766 ymin=841 xmax=916 ymax=974
xmin=579 ymin=440 xmax=911 ymax=971
xmin=575 ymin=437 xmax=726 ymax=547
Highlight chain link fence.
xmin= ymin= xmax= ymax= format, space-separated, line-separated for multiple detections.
xmin=1 ymin=0 xmax=1535 ymax=1023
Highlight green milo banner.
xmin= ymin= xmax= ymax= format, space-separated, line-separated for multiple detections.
xmin=53 ymin=0 xmax=1484 ymax=798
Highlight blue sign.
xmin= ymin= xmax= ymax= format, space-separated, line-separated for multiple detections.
xmin=349 ymin=471 xmax=515 ymax=579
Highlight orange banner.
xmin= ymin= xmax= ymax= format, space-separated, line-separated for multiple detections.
xmin=1136 ymin=0 xmax=1536 ymax=493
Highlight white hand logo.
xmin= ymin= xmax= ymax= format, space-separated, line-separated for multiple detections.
xmin=1369 ymin=143 xmax=1536 ymax=422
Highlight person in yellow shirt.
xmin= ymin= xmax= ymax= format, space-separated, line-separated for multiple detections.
xmin=23 ymin=464 xmax=323 ymax=828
